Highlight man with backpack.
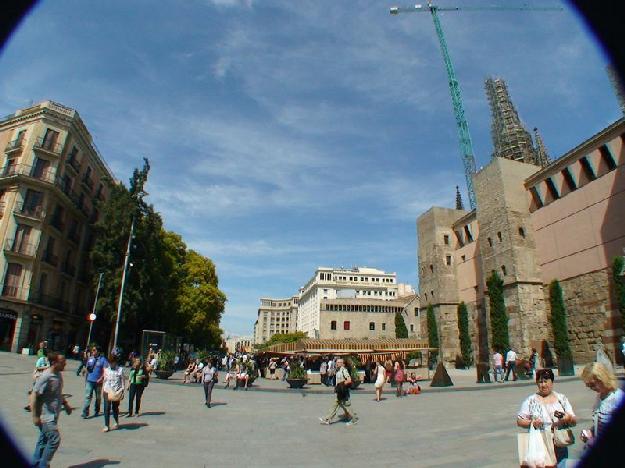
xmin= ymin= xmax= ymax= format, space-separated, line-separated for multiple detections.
xmin=81 ymin=345 xmax=108 ymax=418
xmin=319 ymin=358 xmax=358 ymax=426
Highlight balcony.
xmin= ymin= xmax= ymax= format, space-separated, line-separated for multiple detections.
xmin=33 ymin=137 xmax=63 ymax=157
xmin=0 ymin=163 xmax=57 ymax=185
xmin=66 ymin=157 xmax=81 ymax=174
xmin=14 ymin=202 xmax=45 ymax=220
xmin=5 ymin=139 xmax=24 ymax=154
xmin=4 ymin=238 xmax=37 ymax=257
xmin=50 ymin=215 xmax=65 ymax=233
xmin=61 ymin=260 xmax=76 ymax=277
xmin=42 ymin=250 xmax=59 ymax=267
xmin=0 ymin=283 xmax=28 ymax=300
xmin=30 ymin=290 xmax=70 ymax=312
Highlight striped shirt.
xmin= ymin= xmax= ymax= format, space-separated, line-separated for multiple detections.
xmin=593 ymin=388 xmax=624 ymax=437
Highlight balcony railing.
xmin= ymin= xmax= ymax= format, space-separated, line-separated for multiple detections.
xmin=33 ymin=137 xmax=63 ymax=156
xmin=5 ymin=139 xmax=24 ymax=154
xmin=42 ymin=250 xmax=59 ymax=267
xmin=66 ymin=157 xmax=81 ymax=174
xmin=30 ymin=290 xmax=70 ymax=312
xmin=82 ymin=175 xmax=94 ymax=191
xmin=14 ymin=202 xmax=45 ymax=220
xmin=61 ymin=261 xmax=76 ymax=277
xmin=0 ymin=283 xmax=28 ymax=300
xmin=4 ymin=238 xmax=37 ymax=257
xmin=0 ymin=163 xmax=57 ymax=185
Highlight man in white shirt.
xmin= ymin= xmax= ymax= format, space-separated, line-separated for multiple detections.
xmin=504 ymin=348 xmax=518 ymax=381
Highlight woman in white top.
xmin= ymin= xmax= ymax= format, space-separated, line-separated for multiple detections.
xmin=580 ymin=362 xmax=624 ymax=445
xmin=517 ymin=368 xmax=576 ymax=465
xmin=102 ymin=353 xmax=125 ymax=432
xmin=374 ymin=360 xmax=386 ymax=402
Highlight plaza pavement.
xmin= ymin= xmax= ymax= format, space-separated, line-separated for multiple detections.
xmin=0 ymin=352 xmax=599 ymax=467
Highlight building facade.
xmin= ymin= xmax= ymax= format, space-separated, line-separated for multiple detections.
xmin=418 ymin=118 xmax=625 ymax=364
xmin=253 ymin=296 xmax=298 ymax=344
xmin=0 ymin=101 xmax=113 ymax=353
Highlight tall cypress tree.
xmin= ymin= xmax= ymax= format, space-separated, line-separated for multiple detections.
xmin=457 ymin=302 xmax=472 ymax=366
xmin=487 ymin=271 xmax=509 ymax=352
xmin=549 ymin=280 xmax=574 ymax=375
xmin=395 ymin=312 xmax=408 ymax=338
xmin=427 ymin=304 xmax=439 ymax=349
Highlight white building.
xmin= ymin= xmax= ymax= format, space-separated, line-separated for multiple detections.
xmin=296 ymin=266 xmax=413 ymax=338
xmin=253 ymin=295 xmax=298 ymax=344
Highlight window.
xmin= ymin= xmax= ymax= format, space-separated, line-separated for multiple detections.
xmin=488 ymin=237 xmax=493 ymax=247
xmin=445 ymin=255 xmax=452 ymax=266
xmin=15 ymin=129 xmax=26 ymax=145
xmin=414 ymin=308 xmax=419 ymax=317
xmin=501 ymin=265 xmax=507 ymax=276
xmin=580 ymin=156 xmax=596 ymax=181
xmin=599 ymin=144 xmax=617 ymax=171
xmin=529 ymin=186 xmax=544 ymax=209
xmin=32 ymin=158 xmax=51 ymax=180
xmin=42 ymin=129 xmax=59 ymax=150
xmin=369 ymin=322 xmax=375 ymax=330
xmin=429 ymin=264 xmax=433 ymax=273
xmin=382 ymin=323 xmax=386 ymax=331
xmin=343 ymin=321 xmax=350 ymax=331
xmin=410 ymin=324 xmax=414 ymax=332
xmin=3 ymin=263 xmax=23 ymax=297
xmin=461 ymin=255 xmax=466 ymax=262
xmin=464 ymin=224 xmax=474 ymax=242
xmin=497 ymin=231 xmax=502 ymax=242
xmin=545 ymin=177 xmax=560 ymax=200
xmin=443 ymin=234 xmax=450 ymax=245
xmin=518 ymin=227 xmax=526 ymax=238
xmin=330 ymin=321 xmax=336 ymax=330
xmin=562 ymin=167 xmax=577 ymax=192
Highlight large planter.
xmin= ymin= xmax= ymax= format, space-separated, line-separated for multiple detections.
xmin=155 ymin=369 xmax=174 ymax=380
xmin=286 ymin=378 xmax=308 ymax=389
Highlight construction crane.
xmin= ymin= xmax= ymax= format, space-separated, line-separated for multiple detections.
xmin=390 ymin=2 xmax=562 ymax=210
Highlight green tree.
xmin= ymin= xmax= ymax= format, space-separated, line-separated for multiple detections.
xmin=257 ymin=331 xmax=307 ymax=350
xmin=178 ymin=250 xmax=226 ymax=349
xmin=487 ymin=271 xmax=509 ymax=352
xmin=614 ymin=256 xmax=625 ymax=329
xmin=427 ymin=304 xmax=439 ymax=349
xmin=395 ymin=312 xmax=408 ymax=338
xmin=457 ymin=302 xmax=472 ymax=366
xmin=549 ymin=280 xmax=574 ymax=375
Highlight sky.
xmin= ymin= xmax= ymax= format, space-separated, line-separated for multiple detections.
xmin=0 ymin=1 xmax=621 ymax=336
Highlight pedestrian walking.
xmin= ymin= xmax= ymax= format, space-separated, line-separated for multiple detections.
xmin=374 ymin=360 xmax=386 ymax=402
xmin=319 ymin=358 xmax=358 ymax=426
xmin=81 ymin=345 xmax=108 ymax=418
xmin=127 ymin=358 xmax=149 ymax=417
xmin=327 ymin=357 xmax=336 ymax=387
xmin=394 ymin=361 xmax=405 ymax=397
xmin=202 ymin=359 xmax=218 ymax=407
xmin=319 ymin=359 xmax=327 ymax=385
xmin=102 ymin=353 xmax=125 ymax=432
xmin=504 ymin=348 xmax=518 ymax=381
xmin=493 ymin=350 xmax=504 ymax=383
xmin=25 ymin=353 xmax=50 ymax=412
xmin=30 ymin=352 xmax=72 ymax=468
xmin=76 ymin=349 xmax=90 ymax=376
xmin=529 ymin=348 xmax=540 ymax=378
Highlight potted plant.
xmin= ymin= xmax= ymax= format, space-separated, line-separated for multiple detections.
xmin=155 ymin=350 xmax=176 ymax=380
xmin=286 ymin=359 xmax=308 ymax=389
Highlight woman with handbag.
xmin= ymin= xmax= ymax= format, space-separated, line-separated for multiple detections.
xmin=374 ymin=360 xmax=386 ymax=402
xmin=394 ymin=361 xmax=405 ymax=398
xmin=517 ymin=368 xmax=576 ymax=467
xmin=102 ymin=354 xmax=125 ymax=432
xmin=127 ymin=358 xmax=149 ymax=417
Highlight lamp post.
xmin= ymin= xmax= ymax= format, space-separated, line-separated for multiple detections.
xmin=113 ymin=216 xmax=135 ymax=351
xmin=85 ymin=272 xmax=103 ymax=351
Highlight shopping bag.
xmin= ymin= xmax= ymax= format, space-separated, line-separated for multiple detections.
xmin=517 ymin=424 xmax=557 ymax=468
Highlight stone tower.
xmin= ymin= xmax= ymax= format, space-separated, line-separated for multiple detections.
xmin=533 ymin=127 xmax=550 ymax=168
xmin=485 ymin=77 xmax=546 ymax=167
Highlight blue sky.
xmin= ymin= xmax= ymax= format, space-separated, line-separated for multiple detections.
xmin=0 ymin=1 xmax=621 ymax=336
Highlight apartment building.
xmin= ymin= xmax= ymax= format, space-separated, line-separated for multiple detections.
xmin=253 ymin=296 xmax=298 ymax=344
xmin=0 ymin=101 xmax=113 ymax=353
xmin=296 ymin=266 xmax=418 ymax=339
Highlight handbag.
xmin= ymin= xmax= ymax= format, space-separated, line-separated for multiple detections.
xmin=553 ymin=398 xmax=575 ymax=447
xmin=107 ymin=387 xmax=124 ymax=402
xmin=518 ymin=424 xmax=557 ymax=468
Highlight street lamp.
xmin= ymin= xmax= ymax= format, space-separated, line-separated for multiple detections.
xmin=85 ymin=272 xmax=103 ymax=351
xmin=113 ymin=216 xmax=135 ymax=351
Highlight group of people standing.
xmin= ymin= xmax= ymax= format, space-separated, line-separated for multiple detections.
xmin=516 ymin=362 xmax=624 ymax=466
xmin=492 ymin=347 xmax=540 ymax=382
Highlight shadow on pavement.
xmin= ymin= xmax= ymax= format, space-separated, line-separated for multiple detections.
xmin=137 ymin=411 xmax=165 ymax=416
xmin=67 ymin=459 xmax=121 ymax=468
xmin=117 ymin=422 xmax=148 ymax=430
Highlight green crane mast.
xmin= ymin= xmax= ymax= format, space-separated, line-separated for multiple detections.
xmin=390 ymin=2 xmax=561 ymax=210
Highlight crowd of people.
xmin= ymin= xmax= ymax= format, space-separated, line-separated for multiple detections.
xmin=23 ymin=341 xmax=625 ymax=467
